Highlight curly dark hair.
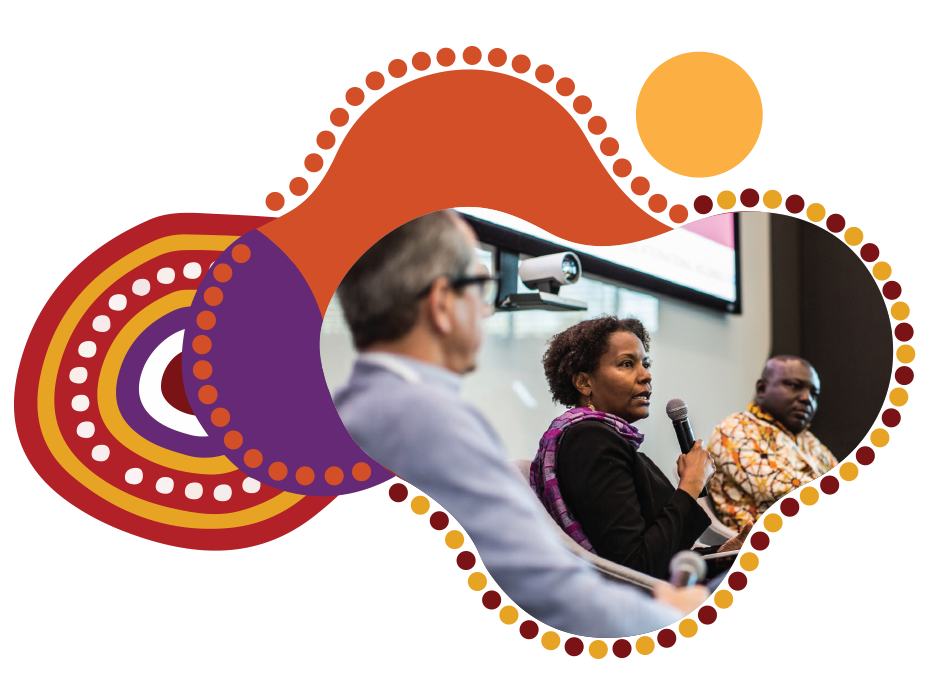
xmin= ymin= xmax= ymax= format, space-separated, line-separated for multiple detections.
xmin=542 ymin=316 xmax=651 ymax=408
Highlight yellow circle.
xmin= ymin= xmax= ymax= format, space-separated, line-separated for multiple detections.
xmin=891 ymin=302 xmax=910 ymax=321
xmin=636 ymin=52 xmax=762 ymax=177
xmin=467 ymin=572 xmax=487 ymax=591
xmin=763 ymin=513 xmax=783 ymax=533
xmin=897 ymin=345 xmax=915 ymax=364
xmin=410 ymin=496 xmax=429 ymax=515
xmin=589 ymin=640 xmax=608 ymax=659
xmin=499 ymin=606 xmax=519 ymax=625
xmin=740 ymin=552 xmax=759 ymax=571
xmin=541 ymin=631 xmax=561 ymax=650
xmin=679 ymin=619 xmax=698 ymax=638
xmin=714 ymin=590 xmax=734 ymax=609
xmin=800 ymin=486 xmax=819 ymax=506
xmin=844 ymin=227 xmax=863 ymax=246
xmin=635 ymin=636 xmax=656 ymax=655
xmin=806 ymin=203 xmax=826 ymax=222
xmin=445 ymin=530 xmax=464 ymax=549
xmin=840 ymin=462 xmax=858 ymax=481
xmin=872 ymin=262 xmax=892 ymax=280
xmin=763 ymin=190 xmax=782 ymax=209
xmin=890 ymin=388 xmax=909 ymax=407
xmin=870 ymin=428 xmax=889 ymax=448
xmin=717 ymin=191 xmax=736 ymax=209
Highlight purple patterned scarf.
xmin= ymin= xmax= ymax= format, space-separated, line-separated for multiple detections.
xmin=530 ymin=407 xmax=645 ymax=553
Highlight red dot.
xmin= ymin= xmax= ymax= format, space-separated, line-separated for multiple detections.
xmin=519 ymin=620 xmax=539 ymax=639
xmin=304 ymin=153 xmax=324 ymax=172
xmin=856 ymin=446 xmax=875 ymax=465
xmin=412 ymin=52 xmax=431 ymax=71
xmin=895 ymin=323 xmax=913 ymax=341
xmin=587 ymin=116 xmax=607 ymax=134
xmin=330 ymin=108 xmax=349 ymax=127
xmin=740 ymin=188 xmax=759 ymax=207
xmin=511 ymin=54 xmax=530 ymax=73
xmin=600 ymin=137 xmax=618 ymax=156
xmin=826 ymin=213 xmax=846 ymax=232
xmin=728 ymin=572 xmax=748 ymax=590
xmin=882 ymin=408 xmax=901 ymax=427
xmin=698 ymin=606 xmax=717 ymax=624
xmin=289 ymin=177 xmax=308 ymax=196
xmin=265 ymin=192 xmax=284 ymax=211
xmin=345 ymin=87 xmax=364 ymax=106
xmin=786 ymin=194 xmax=805 ymax=213
xmin=462 ymin=46 xmax=481 ymax=65
xmin=657 ymin=629 xmax=676 ymax=648
xmin=573 ymin=96 xmax=592 ymax=114
xmin=631 ymin=177 xmax=650 ymax=196
xmin=388 ymin=483 xmax=408 ymax=502
xmin=648 ymin=194 xmax=667 ymax=213
xmin=487 ymin=48 xmax=506 ymax=67
xmin=437 ymin=48 xmax=456 ymax=67
xmin=429 ymin=511 xmax=449 ymax=530
xmin=895 ymin=366 xmax=914 ymax=385
xmin=750 ymin=532 xmax=770 ymax=550
xmin=365 ymin=71 xmax=384 ymax=90
xmin=860 ymin=243 xmax=880 ymax=262
xmin=882 ymin=281 xmax=901 ymax=299
xmin=694 ymin=195 xmax=713 ymax=214
xmin=556 ymin=77 xmax=575 ymax=96
xmin=613 ymin=159 xmax=632 ymax=177
xmin=669 ymin=205 xmax=688 ymax=224
xmin=388 ymin=59 xmax=407 ymax=78
xmin=780 ymin=497 xmax=800 ymax=516
xmin=482 ymin=591 xmax=501 ymax=609
xmin=820 ymin=476 xmax=839 ymax=494
xmin=317 ymin=131 xmax=335 ymax=149
xmin=456 ymin=551 xmax=476 ymax=570
xmin=612 ymin=639 xmax=632 ymax=658
xmin=535 ymin=64 xmax=554 ymax=83
xmin=564 ymin=638 xmax=584 ymax=656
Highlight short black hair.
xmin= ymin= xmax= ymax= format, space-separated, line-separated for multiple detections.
xmin=542 ymin=316 xmax=650 ymax=408
xmin=761 ymin=355 xmax=813 ymax=382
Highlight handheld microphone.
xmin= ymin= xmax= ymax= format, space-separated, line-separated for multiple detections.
xmin=669 ymin=550 xmax=707 ymax=588
xmin=666 ymin=398 xmax=708 ymax=498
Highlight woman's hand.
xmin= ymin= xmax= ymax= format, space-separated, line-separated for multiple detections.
xmin=717 ymin=520 xmax=754 ymax=553
xmin=676 ymin=439 xmax=715 ymax=498
xmin=653 ymin=581 xmax=708 ymax=614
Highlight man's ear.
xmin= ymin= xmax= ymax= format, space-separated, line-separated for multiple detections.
xmin=425 ymin=277 xmax=454 ymax=336
xmin=573 ymin=372 xmax=592 ymax=397
xmin=755 ymin=378 xmax=767 ymax=396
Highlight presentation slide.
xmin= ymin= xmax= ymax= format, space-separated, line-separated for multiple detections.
xmin=458 ymin=208 xmax=738 ymax=304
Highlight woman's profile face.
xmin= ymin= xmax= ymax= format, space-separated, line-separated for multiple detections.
xmin=583 ymin=331 xmax=652 ymax=423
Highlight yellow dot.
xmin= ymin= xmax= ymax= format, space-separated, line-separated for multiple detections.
xmin=445 ymin=530 xmax=464 ymax=549
xmin=763 ymin=513 xmax=783 ymax=532
xmin=467 ymin=572 xmax=487 ymax=591
xmin=891 ymin=302 xmax=910 ymax=321
xmin=806 ymin=203 xmax=826 ymax=222
xmin=410 ymin=496 xmax=430 ymax=515
xmin=635 ymin=52 xmax=762 ymax=177
xmin=870 ymin=428 xmax=889 ymax=448
xmin=499 ymin=606 xmax=518 ymax=625
xmin=541 ymin=631 xmax=561 ymax=650
xmin=679 ymin=619 xmax=698 ymax=637
xmin=800 ymin=486 xmax=819 ymax=505
xmin=763 ymin=190 xmax=782 ymax=209
xmin=839 ymin=462 xmax=858 ymax=481
xmin=872 ymin=262 xmax=892 ymax=280
xmin=844 ymin=227 xmax=863 ymax=246
xmin=635 ymin=636 xmax=655 ymax=655
xmin=717 ymin=191 xmax=736 ymax=209
xmin=897 ymin=345 xmax=915 ymax=364
xmin=589 ymin=640 xmax=608 ymax=659
xmin=740 ymin=552 xmax=759 ymax=571
xmin=714 ymin=590 xmax=734 ymax=609
xmin=890 ymin=388 xmax=908 ymax=406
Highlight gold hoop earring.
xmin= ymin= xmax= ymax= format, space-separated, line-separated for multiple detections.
xmin=587 ymin=394 xmax=596 ymax=411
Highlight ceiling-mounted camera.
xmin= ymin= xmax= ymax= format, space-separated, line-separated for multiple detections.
xmin=520 ymin=252 xmax=582 ymax=294
xmin=496 ymin=251 xmax=588 ymax=312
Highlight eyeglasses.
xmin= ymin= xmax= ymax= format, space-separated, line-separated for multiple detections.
xmin=418 ymin=273 xmax=501 ymax=307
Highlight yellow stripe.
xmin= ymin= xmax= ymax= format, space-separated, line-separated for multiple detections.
xmin=839 ymin=464 xmax=897 ymax=513
xmin=869 ymin=428 xmax=937 ymax=513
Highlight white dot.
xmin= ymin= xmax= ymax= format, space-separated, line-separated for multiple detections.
xmin=157 ymin=267 xmax=175 ymax=284
xmin=213 ymin=484 xmax=232 ymax=502
xmin=91 ymin=445 xmax=110 ymax=461
xmin=92 ymin=315 xmax=111 ymax=332
xmin=71 ymin=395 xmax=90 ymax=412
xmin=132 ymin=279 xmax=150 ymax=296
xmin=185 ymin=482 xmax=203 ymax=499
xmin=108 ymin=294 xmax=127 ymax=311
xmin=125 ymin=468 xmax=143 ymax=485
xmin=242 ymin=477 xmax=261 ymax=494
xmin=155 ymin=477 xmax=174 ymax=494
xmin=183 ymin=262 xmax=202 ymax=279
xmin=76 ymin=421 xmax=95 ymax=438
xmin=78 ymin=341 xmax=96 ymax=358
xmin=69 ymin=367 xmax=88 ymax=384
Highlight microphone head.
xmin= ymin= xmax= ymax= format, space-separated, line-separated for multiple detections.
xmin=669 ymin=550 xmax=706 ymax=580
xmin=666 ymin=398 xmax=688 ymax=421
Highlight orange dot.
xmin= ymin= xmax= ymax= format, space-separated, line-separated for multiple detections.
xmin=317 ymin=131 xmax=335 ymax=149
xmin=268 ymin=461 xmax=288 ymax=481
xmin=556 ymin=77 xmax=575 ymax=96
xmin=437 ymin=48 xmax=456 ymax=67
xmin=203 ymin=287 xmax=223 ymax=306
xmin=345 ymin=87 xmax=364 ymax=106
xmin=224 ymin=430 xmax=243 ymax=450
xmin=352 ymin=462 xmax=372 ymax=481
xmin=192 ymin=334 xmax=212 ymax=354
xmin=210 ymin=408 xmax=230 ymax=427
xmin=462 ymin=46 xmax=481 ymax=65
xmin=600 ymin=137 xmax=619 ymax=156
xmin=365 ymin=71 xmax=384 ymax=90
xmin=265 ymin=192 xmax=284 ymax=211
xmin=535 ymin=64 xmax=554 ymax=83
xmin=243 ymin=449 xmax=263 ymax=468
xmin=669 ymin=204 xmax=688 ymax=223
xmin=193 ymin=360 xmax=212 ymax=380
xmin=573 ymin=96 xmax=592 ymax=114
xmin=198 ymin=385 xmax=217 ymax=404
xmin=487 ymin=48 xmax=506 ymax=67
xmin=329 ymin=108 xmax=349 ymax=127
xmin=289 ymin=177 xmax=308 ymax=196
xmin=511 ymin=54 xmax=530 ymax=73
xmin=388 ymin=59 xmax=407 ymax=78
xmin=631 ymin=177 xmax=650 ymax=195
xmin=296 ymin=466 xmax=315 ymax=485
xmin=613 ymin=158 xmax=632 ymax=177
xmin=324 ymin=466 xmax=344 ymax=485
xmin=196 ymin=311 xmax=216 ymax=330
xmin=304 ymin=153 xmax=324 ymax=172
xmin=648 ymin=194 xmax=668 ymax=213
xmin=412 ymin=52 xmax=431 ymax=71
xmin=232 ymin=244 xmax=251 ymax=263
xmin=212 ymin=263 xmax=232 ymax=282
xmin=588 ymin=116 xmax=607 ymax=134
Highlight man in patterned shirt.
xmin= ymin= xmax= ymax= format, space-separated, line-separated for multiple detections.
xmin=706 ymin=356 xmax=837 ymax=531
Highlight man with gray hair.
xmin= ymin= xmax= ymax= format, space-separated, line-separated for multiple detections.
xmin=334 ymin=209 xmax=706 ymax=638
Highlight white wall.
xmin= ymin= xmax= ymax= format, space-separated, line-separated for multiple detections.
xmin=321 ymin=211 xmax=771 ymax=478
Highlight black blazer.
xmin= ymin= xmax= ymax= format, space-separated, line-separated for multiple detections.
xmin=556 ymin=420 xmax=713 ymax=580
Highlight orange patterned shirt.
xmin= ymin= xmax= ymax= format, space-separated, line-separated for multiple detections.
xmin=706 ymin=403 xmax=836 ymax=531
